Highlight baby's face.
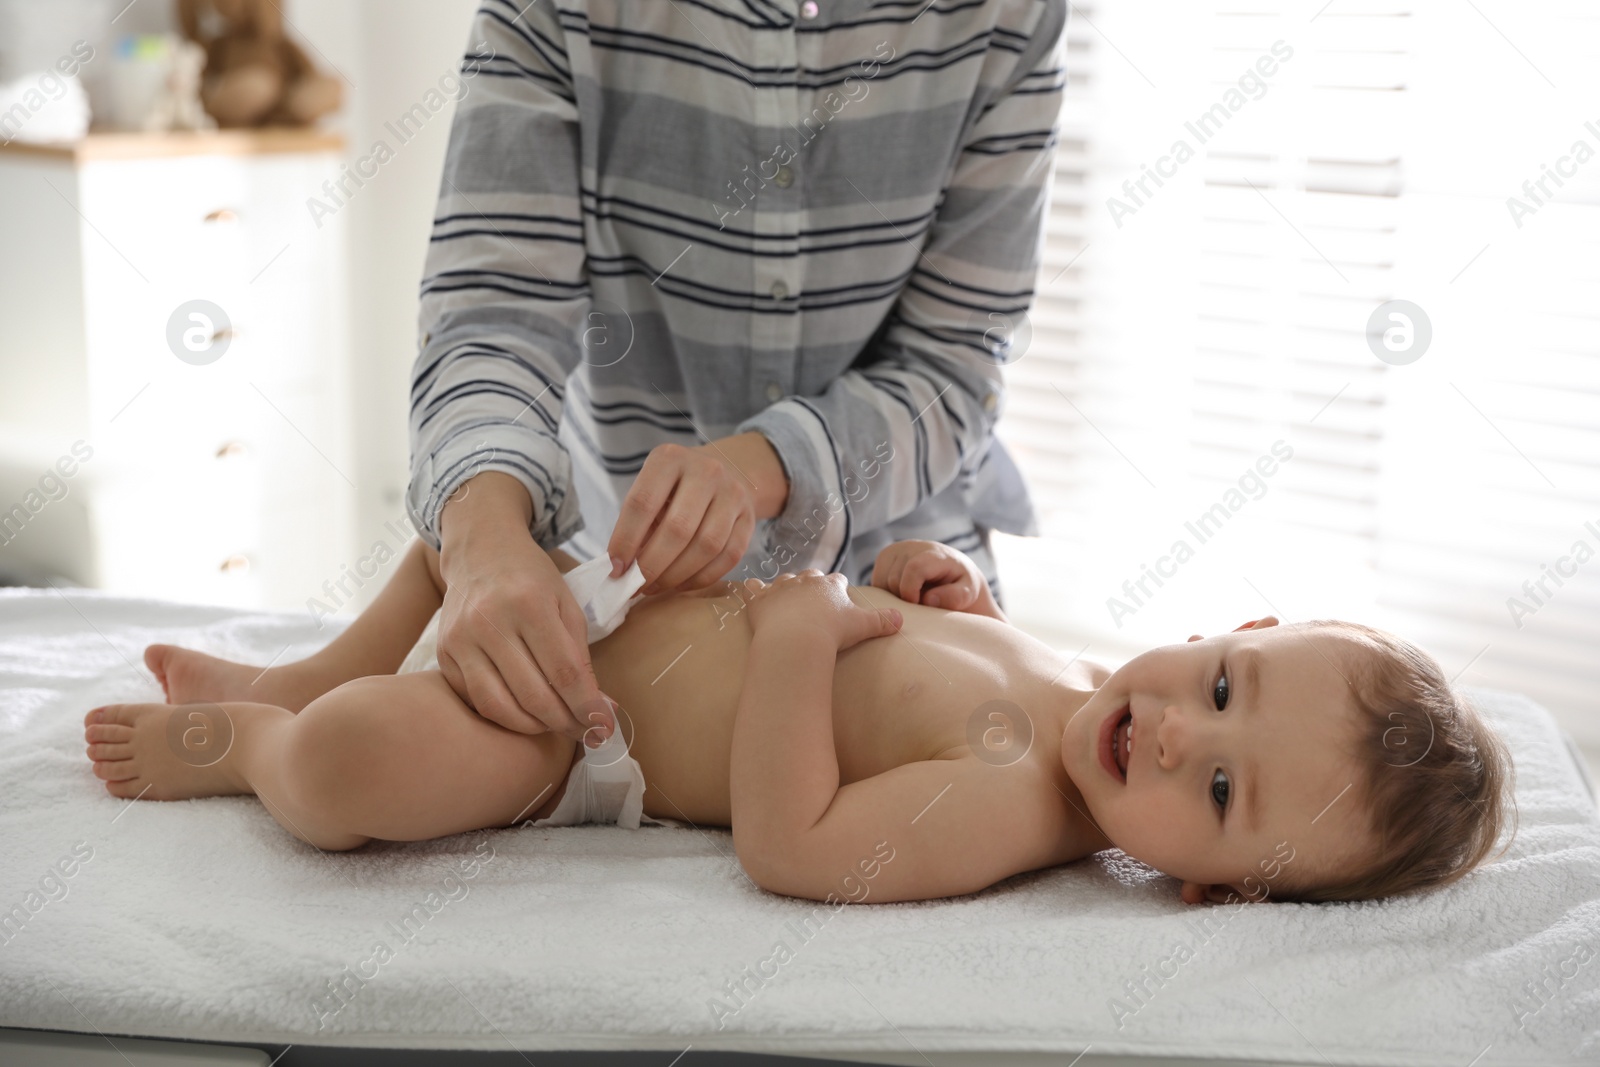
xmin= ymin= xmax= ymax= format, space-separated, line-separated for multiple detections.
xmin=1061 ymin=619 xmax=1372 ymax=903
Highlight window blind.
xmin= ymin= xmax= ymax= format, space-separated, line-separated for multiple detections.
xmin=995 ymin=0 xmax=1600 ymax=742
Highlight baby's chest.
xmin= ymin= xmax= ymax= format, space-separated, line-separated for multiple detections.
xmin=829 ymin=626 xmax=1033 ymax=785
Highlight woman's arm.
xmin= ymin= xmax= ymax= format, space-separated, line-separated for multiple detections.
xmin=730 ymin=4 xmax=1069 ymax=572
xmin=408 ymin=6 xmax=620 ymax=742
xmin=408 ymin=2 xmax=585 ymax=558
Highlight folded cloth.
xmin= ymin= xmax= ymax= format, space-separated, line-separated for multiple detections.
xmin=562 ymin=554 xmax=648 ymax=642
xmin=397 ymin=555 xmax=673 ymax=829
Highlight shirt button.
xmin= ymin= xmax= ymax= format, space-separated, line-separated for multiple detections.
xmin=983 ymin=392 xmax=998 ymax=413
xmin=774 ymin=165 xmax=793 ymax=188
xmin=765 ymin=381 xmax=783 ymax=403
xmin=769 ymin=280 xmax=789 ymax=300
xmin=800 ymin=0 xmax=819 ymax=18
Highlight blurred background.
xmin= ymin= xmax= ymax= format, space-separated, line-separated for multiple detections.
xmin=0 ymin=1 xmax=1595 ymax=772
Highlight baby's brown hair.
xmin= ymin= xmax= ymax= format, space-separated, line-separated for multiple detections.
xmin=1262 ymin=620 xmax=1517 ymax=904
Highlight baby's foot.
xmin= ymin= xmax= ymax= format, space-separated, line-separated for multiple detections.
xmin=145 ymin=643 xmax=303 ymax=708
xmin=83 ymin=702 xmax=251 ymax=801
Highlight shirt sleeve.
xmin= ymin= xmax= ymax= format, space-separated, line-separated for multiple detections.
xmin=407 ymin=0 xmax=587 ymax=552
xmin=736 ymin=0 xmax=1068 ymax=573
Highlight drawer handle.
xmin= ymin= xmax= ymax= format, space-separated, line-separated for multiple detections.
xmin=219 ymin=554 xmax=251 ymax=574
xmin=203 ymin=209 xmax=239 ymax=224
xmin=215 ymin=440 xmax=248 ymax=459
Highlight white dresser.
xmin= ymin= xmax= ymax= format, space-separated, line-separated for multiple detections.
xmin=0 ymin=130 xmax=357 ymax=612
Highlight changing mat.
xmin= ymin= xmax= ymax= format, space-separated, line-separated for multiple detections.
xmin=1 ymin=587 xmax=1597 ymax=1065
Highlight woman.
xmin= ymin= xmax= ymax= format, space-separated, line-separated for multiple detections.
xmin=409 ymin=0 xmax=1065 ymax=743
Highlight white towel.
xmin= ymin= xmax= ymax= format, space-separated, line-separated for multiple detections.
xmin=0 ymin=587 xmax=1596 ymax=1062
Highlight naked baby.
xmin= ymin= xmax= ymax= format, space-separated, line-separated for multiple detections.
xmin=81 ymin=536 xmax=1513 ymax=906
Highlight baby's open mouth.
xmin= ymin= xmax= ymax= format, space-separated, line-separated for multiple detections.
xmin=1113 ymin=708 xmax=1133 ymax=777
xmin=1100 ymin=702 xmax=1131 ymax=783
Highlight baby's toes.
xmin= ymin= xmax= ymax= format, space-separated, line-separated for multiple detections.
xmin=144 ymin=643 xmax=173 ymax=681
xmin=98 ymin=704 xmax=150 ymax=728
xmin=104 ymin=776 xmax=148 ymax=799
xmin=92 ymin=758 xmax=138 ymax=782
xmin=86 ymin=740 xmax=130 ymax=761
xmin=85 ymin=722 xmax=132 ymax=744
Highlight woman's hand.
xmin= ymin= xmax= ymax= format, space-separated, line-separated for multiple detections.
xmin=436 ymin=473 xmax=614 ymax=745
xmin=739 ymin=570 xmax=902 ymax=650
xmin=870 ymin=539 xmax=998 ymax=617
xmin=606 ymin=433 xmax=788 ymax=596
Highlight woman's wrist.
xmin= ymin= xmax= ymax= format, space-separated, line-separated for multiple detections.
xmin=438 ymin=472 xmax=536 ymax=571
xmin=707 ymin=432 xmax=789 ymax=520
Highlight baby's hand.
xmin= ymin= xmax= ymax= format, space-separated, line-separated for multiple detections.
xmin=741 ymin=570 xmax=902 ymax=650
xmin=871 ymin=540 xmax=986 ymax=612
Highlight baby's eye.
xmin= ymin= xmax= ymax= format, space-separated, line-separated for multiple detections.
xmin=1211 ymin=768 xmax=1231 ymax=812
xmin=1213 ymin=671 xmax=1230 ymax=711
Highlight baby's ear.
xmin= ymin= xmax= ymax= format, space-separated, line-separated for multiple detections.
xmin=1232 ymin=615 xmax=1280 ymax=633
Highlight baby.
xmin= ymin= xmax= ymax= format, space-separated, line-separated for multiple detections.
xmin=81 ymin=537 xmax=1515 ymax=905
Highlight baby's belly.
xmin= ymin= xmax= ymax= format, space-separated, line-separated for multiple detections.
xmin=586 ymin=581 xmax=1029 ymax=826
xmin=587 ymin=582 xmax=752 ymax=824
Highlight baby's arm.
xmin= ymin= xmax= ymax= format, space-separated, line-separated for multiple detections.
xmin=870 ymin=540 xmax=1007 ymax=623
xmin=729 ymin=573 xmax=1048 ymax=903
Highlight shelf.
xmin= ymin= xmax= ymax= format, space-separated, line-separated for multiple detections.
xmin=0 ymin=128 xmax=345 ymax=162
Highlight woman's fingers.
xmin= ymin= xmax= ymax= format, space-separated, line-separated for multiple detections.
xmin=447 ymin=590 xmax=577 ymax=736
xmin=607 ymin=445 xmax=685 ymax=577
xmin=610 ymin=442 xmax=768 ymax=593
xmin=652 ymin=497 xmax=738 ymax=592
xmin=491 ymin=628 xmax=587 ymax=741
xmin=444 ymin=644 xmax=547 ymax=735
xmin=520 ymin=594 xmax=611 ymax=744
xmin=454 ymin=597 xmax=554 ymax=717
xmin=682 ymin=509 xmax=755 ymax=589
xmin=634 ymin=475 xmax=718 ymax=594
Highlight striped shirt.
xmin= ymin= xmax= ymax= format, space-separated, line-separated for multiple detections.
xmin=408 ymin=0 xmax=1065 ymax=602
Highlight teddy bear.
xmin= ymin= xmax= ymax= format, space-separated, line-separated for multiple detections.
xmin=176 ymin=0 xmax=341 ymax=128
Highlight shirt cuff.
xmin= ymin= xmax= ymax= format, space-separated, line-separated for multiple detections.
xmin=736 ymin=399 xmax=850 ymax=575
xmin=407 ymin=428 xmax=584 ymax=553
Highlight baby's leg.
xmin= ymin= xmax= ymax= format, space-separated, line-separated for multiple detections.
xmin=148 ymin=539 xmax=583 ymax=712
xmin=146 ymin=538 xmax=448 ymax=711
xmin=84 ymin=670 xmax=577 ymax=849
